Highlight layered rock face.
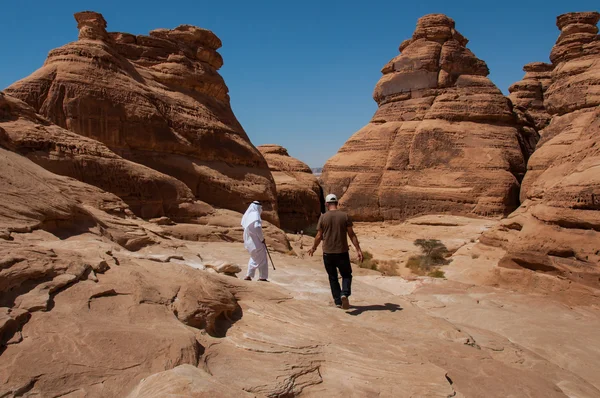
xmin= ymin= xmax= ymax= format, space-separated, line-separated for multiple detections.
xmin=0 ymin=91 xmax=198 ymax=219
xmin=321 ymin=14 xmax=533 ymax=221
xmin=0 ymin=91 xmax=291 ymax=251
xmin=5 ymin=11 xmax=278 ymax=224
xmin=483 ymin=12 xmax=600 ymax=287
xmin=258 ymin=145 xmax=323 ymax=232
xmin=508 ymin=62 xmax=554 ymax=131
xmin=0 ymin=143 xmax=239 ymax=394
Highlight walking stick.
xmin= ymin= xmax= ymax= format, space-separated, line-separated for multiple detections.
xmin=264 ymin=243 xmax=276 ymax=270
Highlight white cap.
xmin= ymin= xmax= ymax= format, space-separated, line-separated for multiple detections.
xmin=325 ymin=194 xmax=338 ymax=203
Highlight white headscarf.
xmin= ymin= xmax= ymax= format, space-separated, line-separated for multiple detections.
xmin=241 ymin=202 xmax=263 ymax=230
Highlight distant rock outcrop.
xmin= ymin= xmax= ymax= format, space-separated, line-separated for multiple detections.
xmin=482 ymin=11 xmax=600 ymax=288
xmin=5 ymin=11 xmax=278 ymax=224
xmin=508 ymin=62 xmax=554 ymax=131
xmin=321 ymin=14 xmax=535 ymax=221
xmin=258 ymin=145 xmax=323 ymax=232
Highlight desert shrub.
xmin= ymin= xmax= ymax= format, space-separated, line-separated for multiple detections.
xmin=414 ymin=239 xmax=448 ymax=266
xmin=405 ymin=256 xmax=425 ymax=275
xmin=359 ymin=250 xmax=378 ymax=270
xmin=377 ymin=260 xmax=401 ymax=276
xmin=428 ymin=269 xmax=445 ymax=278
xmin=405 ymin=239 xmax=450 ymax=276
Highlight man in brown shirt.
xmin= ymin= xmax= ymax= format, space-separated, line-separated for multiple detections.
xmin=308 ymin=194 xmax=364 ymax=309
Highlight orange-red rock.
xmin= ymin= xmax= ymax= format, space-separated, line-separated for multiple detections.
xmin=5 ymin=11 xmax=279 ymax=224
xmin=482 ymin=11 xmax=600 ymax=287
xmin=0 ymin=91 xmax=199 ymax=220
xmin=321 ymin=14 xmax=534 ymax=221
xmin=258 ymin=145 xmax=323 ymax=232
xmin=509 ymin=62 xmax=554 ymax=131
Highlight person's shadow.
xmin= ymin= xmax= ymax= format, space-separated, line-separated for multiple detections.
xmin=346 ymin=302 xmax=403 ymax=316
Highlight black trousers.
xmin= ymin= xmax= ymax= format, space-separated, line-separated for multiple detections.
xmin=323 ymin=252 xmax=352 ymax=305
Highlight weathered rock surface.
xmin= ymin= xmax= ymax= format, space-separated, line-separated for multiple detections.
xmin=5 ymin=11 xmax=279 ymax=224
xmin=0 ymin=91 xmax=199 ymax=220
xmin=509 ymin=62 xmax=554 ymax=131
xmin=1 ymin=91 xmax=290 ymax=252
xmin=321 ymin=14 xmax=535 ymax=221
xmin=0 ymin=148 xmax=240 ymax=396
xmin=482 ymin=11 xmax=600 ymax=288
xmin=258 ymin=144 xmax=323 ymax=232
xmin=127 ymin=365 xmax=249 ymax=397
xmin=128 ymin=234 xmax=600 ymax=398
xmin=1 ymin=147 xmax=599 ymax=397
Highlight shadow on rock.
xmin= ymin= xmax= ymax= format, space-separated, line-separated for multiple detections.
xmin=212 ymin=304 xmax=243 ymax=337
xmin=346 ymin=303 xmax=403 ymax=316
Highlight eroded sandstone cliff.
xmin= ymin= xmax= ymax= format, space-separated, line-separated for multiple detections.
xmin=321 ymin=14 xmax=536 ymax=221
xmin=5 ymin=11 xmax=279 ymax=224
xmin=482 ymin=11 xmax=600 ymax=288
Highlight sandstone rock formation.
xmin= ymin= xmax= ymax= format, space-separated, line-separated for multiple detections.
xmin=3 ymin=10 xmax=600 ymax=398
xmin=482 ymin=11 xmax=600 ymax=288
xmin=508 ymin=62 xmax=554 ymax=131
xmin=1 ymin=91 xmax=293 ymax=251
xmin=321 ymin=14 xmax=536 ymax=221
xmin=258 ymin=144 xmax=323 ymax=232
xmin=0 ymin=144 xmax=241 ymax=396
xmin=5 ymin=11 xmax=278 ymax=224
xmin=0 ymin=91 xmax=197 ymax=220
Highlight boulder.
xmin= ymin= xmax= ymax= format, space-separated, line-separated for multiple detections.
xmin=321 ymin=14 xmax=535 ymax=221
xmin=5 ymin=11 xmax=279 ymax=224
xmin=258 ymin=145 xmax=323 ymax=232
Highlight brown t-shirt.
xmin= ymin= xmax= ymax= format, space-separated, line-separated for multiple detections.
xmin=317 ymin=210 xmax=353 ymax=254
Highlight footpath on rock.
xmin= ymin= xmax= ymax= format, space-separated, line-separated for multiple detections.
xmin=2 ymin=214 xmax=600 ymax=397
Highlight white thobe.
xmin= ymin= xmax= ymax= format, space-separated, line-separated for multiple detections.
xmin=241 ymin=203 xmax=268 ymax=279
xmin=244 ymin=220 xmax=268 ymax=279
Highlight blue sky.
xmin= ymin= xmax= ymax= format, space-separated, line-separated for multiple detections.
xmin=1 ymin=1 xmax=597 ymax=167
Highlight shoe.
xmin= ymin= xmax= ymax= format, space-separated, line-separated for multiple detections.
xmin=243 ymin=276 xmax=252 ymax=281
xmin=341 ymin=295 xmax=350 ymax=310
xmin=258 ymin=279 xmax=269 ymax=282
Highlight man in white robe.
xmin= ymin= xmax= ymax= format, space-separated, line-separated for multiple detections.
xmin=241 ymin=201 xmax=269 ymax=281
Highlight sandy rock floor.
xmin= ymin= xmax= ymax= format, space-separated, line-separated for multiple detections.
xmin=2 ymin=215 xmax=600 ymax=397
xmin=131 ymin=215 xmax=600 ymax=397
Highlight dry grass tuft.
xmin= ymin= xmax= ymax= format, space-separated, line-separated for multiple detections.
xmin=359 ymin=251 xmax=378 ymax=270
xmin=377 ymin=260 xmax=401 ymax=276
xmin=428 ymin=269 xmax=445 ymax=278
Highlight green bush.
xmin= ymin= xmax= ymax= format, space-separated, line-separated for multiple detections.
xmin=413 ymin=239 xmax=448 ymax=267
xmin=428 ymin=269 xmax=445 ymax=278
xmin=405 ymin=239 xmax=450 ymax=277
